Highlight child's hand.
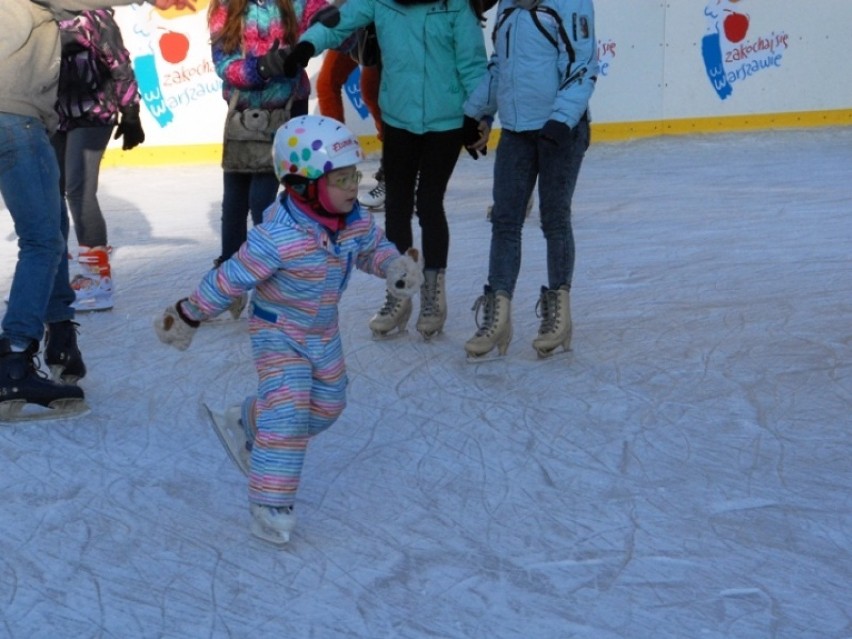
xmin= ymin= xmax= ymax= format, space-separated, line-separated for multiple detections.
xmin=154 ymin=300 xmax=200 ymax=351
xmin=386 ymin=248 xmax=423 ymax=299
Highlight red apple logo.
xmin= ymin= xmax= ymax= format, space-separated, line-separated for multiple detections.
xmin=723 ymin=11 xmax=750 ymax=43
xmin=159 ymin=31 xmax=190 ymax=64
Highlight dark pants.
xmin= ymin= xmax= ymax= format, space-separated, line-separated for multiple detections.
xmin=488 ymin=117 xmax=590 ymax=297
xmin=219 ymin=171 xmax=280 ymax=262
xmin=51 ymin=125 xmax=113 ymax=248
xmin=380 ymin=123 xmax=464 ymax=270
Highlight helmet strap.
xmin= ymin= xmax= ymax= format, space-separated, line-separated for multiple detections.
xmin=286 ymin=180 xmax=347 ymax=232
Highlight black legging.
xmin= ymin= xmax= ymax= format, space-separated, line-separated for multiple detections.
xmin=380 ymin=123 xmax=465 ymax=270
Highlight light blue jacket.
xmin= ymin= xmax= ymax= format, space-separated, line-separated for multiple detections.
xmin=465 ymin=0 xmax=598 ymax=132
xmin=301 ymin=0 xmax=488 ymax=134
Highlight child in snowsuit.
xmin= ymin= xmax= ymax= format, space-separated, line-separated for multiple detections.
xmin=154 ymin=115 xmax=422 ymax=545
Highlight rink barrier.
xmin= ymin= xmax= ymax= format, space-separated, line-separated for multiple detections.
xmin=101 ymin=107 xmax=852 ymax=168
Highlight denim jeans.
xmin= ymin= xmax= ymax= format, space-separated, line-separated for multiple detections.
xmin=52 ymin=125 xmax=114 ymax=248
xmin=488 ymin=117 xmax=590 ymax=297
xmin=219 ymin=171 xmax=280 ymax=262
xmin=0 ymin=113 xmax=75 ymax=348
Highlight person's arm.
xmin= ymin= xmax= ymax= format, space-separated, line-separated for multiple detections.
xmin=43 ymin=0 xmax=195 ymax=21
xmin=550 ymin=0 xmax=598 ymax=128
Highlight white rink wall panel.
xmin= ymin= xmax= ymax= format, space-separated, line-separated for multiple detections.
xmin=109 ymin=0 xmax=852 ymax=156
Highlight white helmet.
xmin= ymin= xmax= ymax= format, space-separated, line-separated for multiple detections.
xmin=273 ymin=115 xmax=364 ymax=182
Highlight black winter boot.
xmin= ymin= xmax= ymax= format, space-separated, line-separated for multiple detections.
xmin=0 ymin=338 xmax=85 ymax=419
xmin=44 ymin=320 xmax=87 ymax=382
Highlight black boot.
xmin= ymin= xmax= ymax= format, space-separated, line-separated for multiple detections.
xmin=44 ymin=320 xmax=86 ymax=383
xmin=0 ymin=338 xmax=85 ymax=419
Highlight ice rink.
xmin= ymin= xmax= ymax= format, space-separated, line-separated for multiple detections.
xmin=1 ymin=127 xmax=850 ymax=638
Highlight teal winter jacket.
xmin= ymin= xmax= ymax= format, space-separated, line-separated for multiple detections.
xmin=300 ymin=0 xmax=487 ymax=134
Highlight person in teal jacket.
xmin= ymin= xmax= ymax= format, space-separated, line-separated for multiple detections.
xmin=276 ymin=0 xmax=489 ymax=341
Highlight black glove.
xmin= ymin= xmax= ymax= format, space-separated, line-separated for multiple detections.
xmin=114 ymin=105 xmax=145 ymax=150
xmin=462 ymin=115 xmax=486 ymax=160
xmin=258 ymin=39 xmax=289 ymax=79
xmin=283 ymin=41 xmax=315 ymax=78
xmin=309 ymin=5 xmax=340 ymax=27
xmin=539 ymin=119 xmax=572 ymax=147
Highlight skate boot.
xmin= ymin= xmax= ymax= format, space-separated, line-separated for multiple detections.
xmin=72 ymin=246 xmax=113 ymax=311
xmin=368 ymin=291 xmax=412 ymax=338
xmin=416 ymin=269 xmax=446 ymax=340
xmin=360 ymin=164 xmax=386 ymax=210
xmin=206 ymin=404 xmax=251 ymax=476
xmin=532 ymin=285 xmax=572 ymax=358
xmin=250 ymin=503 xmax=296 ymax=546
xmin=227 ymin=292 xmax=249 ymax=320
xmin=44 ymin=320 xmax=86 ymax=383
xmin=0 ymin=338 xmax=87 ymax=421
xmin=464 ymin=286 xmax=512 ymax=359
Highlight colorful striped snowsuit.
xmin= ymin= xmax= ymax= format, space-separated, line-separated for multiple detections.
xmin=183 ymin=195 xmax=400 ymax=507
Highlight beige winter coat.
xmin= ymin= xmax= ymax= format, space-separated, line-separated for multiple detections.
xmin=0 ymin=0 xmax=153 ymax=132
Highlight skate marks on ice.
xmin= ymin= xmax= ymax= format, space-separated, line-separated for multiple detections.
xmin=0 ymin=132 xmax=851 ymax=637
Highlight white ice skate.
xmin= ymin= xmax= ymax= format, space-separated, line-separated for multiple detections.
xmin=227 ymin=292 xmax=249 ymax=320
xmin=369 ymin=292 xmax=412 ymax=339
xmin=416 ymin=269 xmax=446 ymax=340
xmin=464 ymin=286 xmax=512 ymax=361
xmin=250 ymin=503 xmax=296 ymax=546
xmin=71 ymin=246 xmax=114 ymax=312
xmin=204 ymin=403 xmax=251 ymax=476
xmin=532 ymin=286 xmax=572 ymax=358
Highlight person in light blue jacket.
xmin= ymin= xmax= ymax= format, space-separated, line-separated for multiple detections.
xmin=463 ymin=0 xmax=598 ymax=361
xmin=276 ymin=0 xmax=489 ymax=341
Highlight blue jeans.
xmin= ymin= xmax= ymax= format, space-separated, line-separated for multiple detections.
xmin=488 ymin=117 xmax=590 ymax=297
xmin=0 ymin=113 xmax=75 ymax=348
xmin=219 ymin=171 xmax=280 ymax=263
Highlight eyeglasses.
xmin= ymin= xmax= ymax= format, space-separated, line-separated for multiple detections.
xmin=326 ymin=169 xmax=362 ymax=190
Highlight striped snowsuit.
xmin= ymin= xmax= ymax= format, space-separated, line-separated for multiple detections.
xmin=183 ymin=194 xmax=400 ymax=507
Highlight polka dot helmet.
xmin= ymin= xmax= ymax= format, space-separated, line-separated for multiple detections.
xmin=272 ymin=114 xmax=365 ymax=182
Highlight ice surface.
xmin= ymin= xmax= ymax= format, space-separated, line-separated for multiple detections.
xmin=1 ymin=128 xmax=850 ymax=638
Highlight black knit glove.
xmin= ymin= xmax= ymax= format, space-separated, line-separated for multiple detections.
xmin=539 ymin=119 xmax=572 ymax=147
xmin=462 ymin=116 xmax=486 ymax=159
xmin=283 ymin=41 xmax=315 ymax=78
xmin=114 ymin=105 xmax=145 ymax=150
xmin=258 ymin=39 xmax=289 ymax=79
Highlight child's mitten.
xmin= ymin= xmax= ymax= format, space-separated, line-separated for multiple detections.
xmin=386 ymin=248 xmax=423 ymax=299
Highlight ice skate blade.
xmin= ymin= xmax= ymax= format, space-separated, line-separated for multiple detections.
xmin=250 ymin=521 xmax=292 ymax=546
xmin=418 ymin=328 xmax=443 ymax=341
xmin=48 ymin=365 xmax=82 ymax=385
xmin=534 ymin=345 xmax=573 ymax=360
xmin=465 ymin=350 xmax=506 ymax=364
xmin=370 ymin=327 xmax=409 ymax=341
xmin=0 ymin=398 xmax=90 ymax=422
xmin=204 ymin=403 xmax=250 ymax=476
xmin=72 ymin=303 xmax=113 ymax=313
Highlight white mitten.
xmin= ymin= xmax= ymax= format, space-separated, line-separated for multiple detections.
xmin=154 ymin=300 xmax=200 ymax=351
xmin=385 ymin=248 xmax=423 ymax=299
